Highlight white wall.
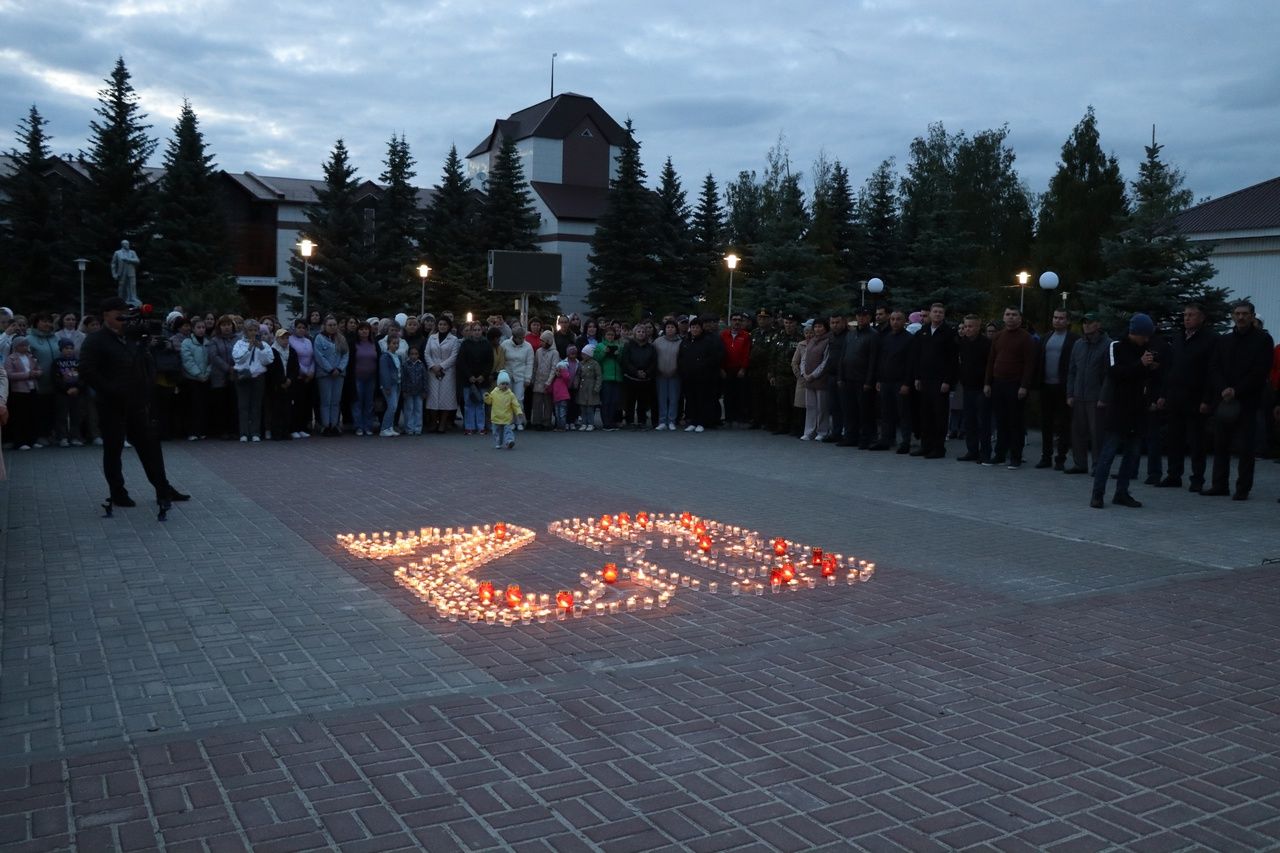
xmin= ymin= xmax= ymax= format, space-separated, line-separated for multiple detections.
xmin=520 ymin=137 xmax=563 ymax=184
xmin=542 ymin=240 xmax=592 ymax=313
xmin=1192 ymin=233 xmax=1280 ymax=329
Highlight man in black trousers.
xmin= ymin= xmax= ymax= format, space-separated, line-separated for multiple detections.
xmin=1158 ymin=302 xmax=1216 ymax=492
xmin=911 ymin=303 xmax=958 ymax=459
xmin=1202 ymin=301 xmax=1274 ymax=500
xmin=79 ymin=297 xmax=190 ymax=513
xmin=1035 ymin=308 xmax=1078 ymax=470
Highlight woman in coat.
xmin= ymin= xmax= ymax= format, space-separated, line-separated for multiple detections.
xmin=457 ymin=321 xmax=494 ymax=435
xmin=425 ymin=316 xmax=461 ymax=433
xmin=800 ymin=318 xmax=832 ymax=441
xmin=313 ymin=316 xmax=349 ymax=436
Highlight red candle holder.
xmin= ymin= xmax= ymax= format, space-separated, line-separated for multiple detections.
xmin=602 ymin=563 xmax=619 ymax=584
xmin=781 ymin=561 xmax=796 ymax=583
xmin=618 ymin=512 xmax=631 ymax=526
xmin=556 ymin=590 xmax=574 ymax=610
xmin=680 ymin=512 xmax=693 ymax=529
xmin=505 ymin=584 xmax=523 ymax=608
xmin=811 ymin=547 xmax=823 ymax=565
xmin=478 ymin=581 xmax=495 ymax=605
xmin=773 ymin=537 xmax=787 ymax=556
xmin=697 ymin=535 xmax=712 ymax=553
xmin=599 ymin=514 xmax=612 ymax=530
xmin=821 ymin=556 xmax=837 ymax=577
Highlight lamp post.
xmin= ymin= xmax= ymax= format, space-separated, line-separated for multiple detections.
xmin=724 ymin=253 xmax=739 ymax=322
xmin=74 ymin=258 xmax=88 ymax=319
xmin=864 ymin=276 xmax=884 ymax=307
xmin=417 ymin=263 xmax=431 ymax=315
xmin=1039 ymin=271 xmax=1063 ymax=310
xmin=1015 ymin=270 xmax=1031 ymax=313
xmin=299 ymin=238 xmax=314 ymax=320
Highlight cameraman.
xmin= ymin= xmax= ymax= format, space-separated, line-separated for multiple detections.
xmin=79 ymin=297 xmax=189 ymax=510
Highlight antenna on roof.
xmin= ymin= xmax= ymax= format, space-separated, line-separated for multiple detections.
xmin=550 ymin=52 xmax=557 ymax=99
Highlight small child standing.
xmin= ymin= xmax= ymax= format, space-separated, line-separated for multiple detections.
xmin=550 ymin=360 xmax=572 ymax=431
xmin=400 ymin=347 xmax=428 ymax=435
xmin=484 ymin=370 xmax=524 ymax=449
xmin=52 ymin=338 xmax=84 ymax=446
xmin=575 ymin=344 xmax=602 ymax=431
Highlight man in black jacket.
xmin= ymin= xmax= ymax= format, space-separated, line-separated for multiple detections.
xmin=1035 ymin=309 xmax=1078 ymax=469
xmin=1091 ymin=314 xmax=1160 ymax=508
xmin=1203 ymin=301 xmax=1275 ymax=499
xmin=1157 ymin=302 xmax=1216 ymax=491
xmin=620 ymin=324 xmax=657 ymax=429
xmin=837 ymin=306 xmax=879 ymax=448
xmin=824 ymin=312 xmax=850 ymax=443
xmin=78 ymin=298 xmax=189 ymax=512
xmin=956 ymin=314 xmax=992 ymax=462
xmin=871 ymin=310 xmax=914 ymax=452
xmin=911 ymin=303 xmax=958 ymax=459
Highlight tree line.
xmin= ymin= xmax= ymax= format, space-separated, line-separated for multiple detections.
xmin=1 ymin=58 xmax=1226 ymax=329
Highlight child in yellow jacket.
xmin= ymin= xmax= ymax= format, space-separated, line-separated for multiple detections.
xmin=484 ymin=370 xmax=524 ymax=449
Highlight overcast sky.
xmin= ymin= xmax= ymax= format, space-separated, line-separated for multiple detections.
xmin=1 ymin=0 xmax=1277 ymax=204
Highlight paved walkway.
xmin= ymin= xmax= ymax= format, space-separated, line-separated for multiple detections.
xmin=2 ymin=430 xmax=1278 ymax=851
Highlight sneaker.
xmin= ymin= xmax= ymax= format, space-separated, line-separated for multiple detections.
xmin=355 ymin=429 xmax=365 ymax=436
xmin=70 ymin=439 xmax=84 ymax=447
xmin=1006 ymin=460 xmax=1022 ymax=470
xmin=654 ymin=423 xmax=667 ymax=431
xmin=59 ymin=439 xmax=70 ymax=447
xmin=584 ymin=424 xmax=594 ymax=432
xmin=299 ymin=431 xmax=310 ymax=438
xmin=290 ymin=432 xmax=302 ymax=439
xmin=123 ymin=441 xmax=132 ymax=449
xmin=1113 ymin=493 xmax=1142 ymax=508
xmin=92 ymin=438 xmax=104 ymax=446
xmin=251 ymin=435 xmax=261 ymax=442
xmin=240 ymin=436 xmax=248 ymax=442
xmin=18 ymin=444 xmax=31 ymax=451
xmin=685 ymin=425 xmax=697 ymax=432
xmin=516 ymin=424 xmax=524 ymax=431
xmin=506 ymin=440 xmax=516 ymax=449
xmin=380 ymin=428 xmax=397 ymax=437
xmin=187 ymin=435 xmax=199 ymax=442
xmin=695 ymin=425 xmax=704 ymax=433
xmin=799 ymin=433 xmax=811 ymax=440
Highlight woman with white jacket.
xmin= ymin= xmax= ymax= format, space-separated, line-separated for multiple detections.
xmin=230 ymin=323 xmax=275 ymax=442
xmin=498 ymin=324 xmax=533 ymax=430
xmin=425 ymin=317 xmax=461 ymax=433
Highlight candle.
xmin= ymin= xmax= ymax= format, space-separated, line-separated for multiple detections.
xmin=506 ymin=584 xmax=523 ymax=608
xmin=602 ymin=563 xmax=619 ymax=584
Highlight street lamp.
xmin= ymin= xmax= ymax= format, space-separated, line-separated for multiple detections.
xmin=863 ymin=277 xmax=884 ymax=307
xmin=1015 ymin=270 xmax=1031 ymax=313
xmin=724 ymin=253 xmax=739 ymax=322
xmin=1039 ymin=271 xmax=1063 ymax=309
xmin=417 ymin=263 xmax=431 ymax=315
xmin=74 ymin=258 xmax=89 ymax=319
xmin=299 ymin=238 xmax=314 ymax=320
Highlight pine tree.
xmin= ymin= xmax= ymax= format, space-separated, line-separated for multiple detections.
xmin=1078 ymin=135 xmax=1224 ymax=329
xmin=0 ymin=105 xmax=64 ymax=307
xmin=856 ymin=159 xmax=902 ymax=295
xmin=290 ymin=139 xmax=371 ymax=317
xmin=749 ymin=140 xmax=825 ymax=317
xmin=1035 ymin=106 xmax=1128 ymax=300
xmin=374 ymin=133 xmax=423 ymax=312
xmin=690 ymin=172 xmax=724 ymax=315
xmin=652 ymin=158 xmax=699 ymax=312
xmin=586 ymin=118 xmax=657 ymax=319
xmin=149 ymin=99 xmax=231 ymax=309
xmin=481 ymin=134 xmax=540 ymax=253
xmin=809 ymin=155 xmax=861 ymax=307
xmin=718 ymin=170 xmax=762 ymax=317
xmin=82 ymin=57 xmax=158 ymax=299
xmin=422 ymin=144 xmax=483 ymax=315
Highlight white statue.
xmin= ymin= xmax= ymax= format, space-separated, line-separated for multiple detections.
xmin=111 ymin=240 xmax=141 ymax=307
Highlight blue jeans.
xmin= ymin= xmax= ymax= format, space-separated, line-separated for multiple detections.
xmin=554 ymin=400 xmax=568 ymax=429
xmin=381 ymin=385 xmax=400 ymax=432
xmin=493 ymin=423 xmax=514 ymax=447
xmin=402 ymin=393 xmax=424 ymax=433
xmin=656 ymin=377 xmax=680 ymax=427
xmin=464 ymin=384 xmax=486 ymax=431
xmin=355 ymin=376 xmax=376 ymax=432
xmin=1092 ymin=431 xmax=1142 ymax=498
xmin=317 ymin=375 xmax=343 ymax=428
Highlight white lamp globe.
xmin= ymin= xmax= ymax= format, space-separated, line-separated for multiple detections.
xmin=867 ymin=277 xmax=885 ymax=294
xmin=1039 ymin=271 xmax=1060 ymax=291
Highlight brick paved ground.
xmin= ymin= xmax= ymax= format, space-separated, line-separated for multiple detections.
xmin=2 ymin=429 xmax=1278 ymax=851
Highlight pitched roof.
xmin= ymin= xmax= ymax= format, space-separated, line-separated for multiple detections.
xmin=1176 ymin=175 xmax=1280 ymax=234
xmin=530 ymin=181 xmax=610 ymax=221
xmin=224 ymin=171 xmax=434 ymax=207
xmin=466 ymin=93 xmax=627 ymax=159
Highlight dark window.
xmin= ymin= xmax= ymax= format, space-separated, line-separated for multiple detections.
xmin=363 ymin=207 xmax=375 ymax=246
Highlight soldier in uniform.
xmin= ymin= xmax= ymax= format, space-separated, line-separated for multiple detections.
xmin=748 ymin=308 xmax=776 ymax=429
xmin=770 ymin=313 xmax=804 ymax=436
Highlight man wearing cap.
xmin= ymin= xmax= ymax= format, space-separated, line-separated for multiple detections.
xmin=1065 ymin=312 xmax=1111 ymax=475
xmin=748 ymin=309 xmax=776 ymax=430
xmin=1157 ymin=302 xmax=1216 ymax=491
xmin=1203 ymin=300 xmax=1275 ymax=500
xmin=79 ymin=297 xmax=189 ymax=511
xmin=1090 ymin=313 xmax=1160 ymax=508
xmin=770 ymin=314 xmax=803 ymax=436
xmin=720 ymin=312 xmax=752 ymax=427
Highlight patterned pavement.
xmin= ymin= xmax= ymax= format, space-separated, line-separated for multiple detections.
xmin=2 ymin=428 xmax=1278 ymax=851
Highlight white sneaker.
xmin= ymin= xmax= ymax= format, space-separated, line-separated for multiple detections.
xmin=18 ymin=444 xmax=31 ymax=451
xmin=93 ymin=437 xmax=104 ymax=446
xmin=815 ymin=433 xmax=828 ymax=441
xmin=380 ymin=428 xmax=397 ymax=437
xmin=59 ymin=439 xmax=70 ymax=447
xmin=187 ymin=435 xmax=199 ymax=442
xmin=695 ymin=425 xmax=705 ymax=433
xmin=251 ymin=435 xmax=261 ymax=442
xmin=290 ymin=432 xmax=302 ymax=439
xmin=800 ymin=433 xmax=812 ymax=441
xmin=71 ymin=439 xmax=84 ymax=447
xmin=516 ymin=424 xmax=524 ymax=431
xmin=585 ymin=424 xmax=594 ymax=432
xmin=123 ymin=441 xmax=132 ymax=448
xmin=299 ymin=431 xmax=310 ymax=438
xmin=355 ymin=429 xmax=364 ymax=436
xmin=685 ymin=425 xmax=697 ymax=432
xmin=654 ymin=423 xmax=667 ymax=431
xmin=240 ymin=436 xmax=249 ymax=442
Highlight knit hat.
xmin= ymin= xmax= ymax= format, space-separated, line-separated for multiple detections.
xmin=556 ymin=360 xmax=569 ymax=372
xmin=11 ymin=335 xmax=29 ymax=347
xmin=58 ymin=338 xmax=75 ymax=350
xmin=581 ymin=343 xmax=596 ymax=358
xmin=496 ymin=370 xmax=511 ymax=386
xmin=1128 ymin=313 xmax=1155 ymax=336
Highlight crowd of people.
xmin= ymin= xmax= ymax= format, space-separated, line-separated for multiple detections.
xmin=1 ymin=299 xmax=1278 ymax=507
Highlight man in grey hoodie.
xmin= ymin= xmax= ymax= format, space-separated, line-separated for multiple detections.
xmin=1065 ymin=312 xmax=1111 ymax=475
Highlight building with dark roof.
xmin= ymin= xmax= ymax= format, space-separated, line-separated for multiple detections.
xmin=467 ymin=93 xmax=627 ymax=312
xmin=1176 ymin=175 xmax=1280 ymax=327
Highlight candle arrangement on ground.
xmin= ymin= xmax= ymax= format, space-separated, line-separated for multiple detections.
xmin=337 ymin=522 xmax=677 ymax=626
xmin=548 ymin=512 xmax=876 ymax=595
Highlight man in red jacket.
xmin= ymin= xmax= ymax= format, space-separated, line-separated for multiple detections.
xmin=720 ymin=312 xmax=752 ymax=427
xmin=984 ymin=307 xmax=1037 ymax=469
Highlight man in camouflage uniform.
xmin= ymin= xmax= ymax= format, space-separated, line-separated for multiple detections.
xmin=770 ymin=313 xmax=804 ymax=436
xmin=749 ymin=308 xmax=777 ymax=429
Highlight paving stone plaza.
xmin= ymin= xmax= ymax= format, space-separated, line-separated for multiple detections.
xmin=1 ymin=431 xmax=1278 ymax=851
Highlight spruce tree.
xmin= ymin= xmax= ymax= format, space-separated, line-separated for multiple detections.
xmin=149 ymin=99 xmax=231 ymax=309
xmin=718 ymin=170 xmax=762 ymax=317
xmin=856 ymin=159 xmax=902 ymax=294
xmin=422 ymin=144 xmax=482 ymax=314
xmin=750 ymin=141 xmax=825 ymax=316
xmin=690 ymin=172 xmax=724 ymax=314
xmin=0 ymin=105 xmax=64 ymax=307
xmin=290 ymin=139 xmax=371 ymax=317
xmin=1078 ymin=136 xmax=1224 ymax=328
xmin=586 ymin=118 xmax=656 ymax=319
xmin=481 ymin=134 xmax=540 ymax=253
xmin=374 ymin=133 xmax=423 ymax=312
xmin=809 ymin=155 xmax=861 ymax=307
xmin=1035 ymin=106 xmax=1128 ymax=300
xmin=652 ymin=157 xmax=698 ymax=312
xmin=82 ymin=57 xmax=158 ymax=299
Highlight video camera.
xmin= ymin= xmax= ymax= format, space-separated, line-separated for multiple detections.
xmin=119 ymin=304 xmax=166 ymax=339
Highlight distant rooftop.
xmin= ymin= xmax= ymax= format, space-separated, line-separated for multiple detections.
xmin=1177 ymin=175 xmax=1280 ymax=234
xmin=466 ymin=93 xmax=628 ymax=159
